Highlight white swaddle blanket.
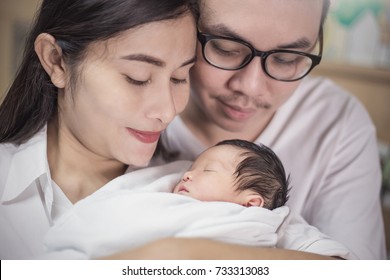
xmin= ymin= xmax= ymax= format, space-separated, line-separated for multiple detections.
xmin=42 ymin=161 xmax=356 ymax=259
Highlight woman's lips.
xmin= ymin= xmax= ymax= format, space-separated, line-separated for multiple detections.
xmin=127 ymin=128 xmax=161 ymax=144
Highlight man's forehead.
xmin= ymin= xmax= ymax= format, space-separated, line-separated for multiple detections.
xmin=199 ymin=0 xmax=321 ymax=50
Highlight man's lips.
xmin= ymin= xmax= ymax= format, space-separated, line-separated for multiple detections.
xmin=126 ymin=128 xmax=161 ymax=144
xmin=219 ymin=100 xmax=256 ymax=121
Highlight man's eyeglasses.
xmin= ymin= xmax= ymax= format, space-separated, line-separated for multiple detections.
xmin=197 ymin=31 xmax=322 ymax=82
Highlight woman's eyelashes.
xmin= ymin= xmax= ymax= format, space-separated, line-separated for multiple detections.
xmin=170 ymin=77 xmax=188 ymax=84
xmin=124 ymin=75 xmax=188 ymax=86
xmin=125 ymin=75 xmax=150 ymax=86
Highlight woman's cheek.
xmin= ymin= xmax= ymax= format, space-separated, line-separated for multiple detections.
xmin=174 ymin=88 xmax=191 ymax=114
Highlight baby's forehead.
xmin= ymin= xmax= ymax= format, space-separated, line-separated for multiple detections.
xmin=197 ymin=145 xmax=246 ymax=163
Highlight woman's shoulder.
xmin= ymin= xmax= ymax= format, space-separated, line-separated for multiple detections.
xmin=0 ymin=143 xmax=19 ymax=194
xmin=0 ymin=130 xmax=48 ymax=193
xmin=0 ymin=130 xmax=47 ymax=165
xmin=0 ymin=142 xmax=18 ymax=168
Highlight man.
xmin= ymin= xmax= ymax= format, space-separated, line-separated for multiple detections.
xmin=157 ymin=0 xmax=386 ymax=259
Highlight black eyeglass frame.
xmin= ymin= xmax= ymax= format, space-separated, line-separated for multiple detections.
xmin=197 ymin=31 xmax=323 ymax=82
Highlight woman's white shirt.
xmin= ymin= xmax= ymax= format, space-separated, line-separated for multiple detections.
xmin=0 ymin=127 xmax=72 ymax=259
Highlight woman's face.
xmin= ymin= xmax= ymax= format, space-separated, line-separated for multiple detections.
xmin=58 ymin=14 xmax=197 ymax=167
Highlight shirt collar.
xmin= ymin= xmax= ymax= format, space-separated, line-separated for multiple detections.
xmin=1 ymin=127 xmax=51 ymax=202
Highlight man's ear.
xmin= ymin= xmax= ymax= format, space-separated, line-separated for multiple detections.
xmin=34 ymin=33 xmax=66 ymax=88
xmin=243 ymin=194 xmax=264 ymax=207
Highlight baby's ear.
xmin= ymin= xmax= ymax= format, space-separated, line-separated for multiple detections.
xmin=243 ymin=194 xmax=264 ymax=207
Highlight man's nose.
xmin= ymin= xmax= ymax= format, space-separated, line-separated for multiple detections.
xmin=228 ymin=57 xmax=269 ymax=96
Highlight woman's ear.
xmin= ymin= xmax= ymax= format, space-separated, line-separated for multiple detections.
xmin=243 ymin=194 xmax=264 ymax=208
xmin=34 ymin=33 xmax=66 ymax=88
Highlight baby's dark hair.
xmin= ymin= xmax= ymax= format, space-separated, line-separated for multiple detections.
xmin=215 ymin=139 xmax=290 ymax=210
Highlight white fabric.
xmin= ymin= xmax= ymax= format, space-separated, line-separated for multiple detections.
xmin=41 ymin=161 xmax=355 ymax=260
xmin=0 ymin=127 xmax=74 ymax=259
xmin=0 ymin=130 xmax=355 ymax=260
xmin=51 ymin=181 xmax=73 ymax=222
xmin=158 ymin=76 xmax=386 ymax=259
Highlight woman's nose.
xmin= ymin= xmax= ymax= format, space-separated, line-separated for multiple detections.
xmin=146 ymin=85 xmax=176 ymax=125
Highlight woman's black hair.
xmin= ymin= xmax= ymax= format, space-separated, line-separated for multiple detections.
xmin=0 ymin=0 xmax=199 ymax=145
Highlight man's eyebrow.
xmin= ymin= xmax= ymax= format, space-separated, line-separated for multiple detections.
xmin=277 ymin=38 xmax=312 ymax=50
xmin=204 ymin=24 xmax=246 ymax=41
xmin=203 ymin=24 xmax=313 ymax=50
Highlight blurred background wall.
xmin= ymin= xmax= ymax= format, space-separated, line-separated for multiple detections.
xmin=312 ymin=0 xmax=390 ymax=146
xmin=0 ymin=0 xmax=40 ymax=102
xmin=313 ymin=0 xmax=390 ymax=257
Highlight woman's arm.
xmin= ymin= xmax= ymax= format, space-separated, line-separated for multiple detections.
xmin=103 ymin=238 xmax=336 ymax=260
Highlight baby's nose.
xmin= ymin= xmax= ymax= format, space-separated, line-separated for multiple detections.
xmin=183 ymin=175 xmax=192 ymax=182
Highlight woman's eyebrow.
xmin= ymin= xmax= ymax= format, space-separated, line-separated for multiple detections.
xmin=181 ymin=56 xmax=197 ymax=67
xmin=121 ymin=54 xmax=165 ymax=67
xmin=120 ymin=54 xmax=197 ymax=68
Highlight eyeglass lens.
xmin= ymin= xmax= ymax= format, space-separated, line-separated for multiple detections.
xmin=203 ymin=38 xmax=315 ymax=81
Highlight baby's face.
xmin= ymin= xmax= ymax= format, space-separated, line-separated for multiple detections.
xmin=173 ymin=145 xmax=245 ymax=203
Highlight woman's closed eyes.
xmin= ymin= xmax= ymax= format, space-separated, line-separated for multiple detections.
xmin=124 ymin=75 xmax=151 ymax=86
xmin=124 ymin=75 xmax=188 ymax=86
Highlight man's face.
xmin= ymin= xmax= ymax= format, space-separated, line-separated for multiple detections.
xmin=190 ymin=0 xmax=323 ymax=133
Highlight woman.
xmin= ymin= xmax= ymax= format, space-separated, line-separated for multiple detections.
xmin=0 ymin=0 xmax=198 ymax=259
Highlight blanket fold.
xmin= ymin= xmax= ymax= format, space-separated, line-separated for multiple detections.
xmin=41 ymin=161 xmax=356 ymax=260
